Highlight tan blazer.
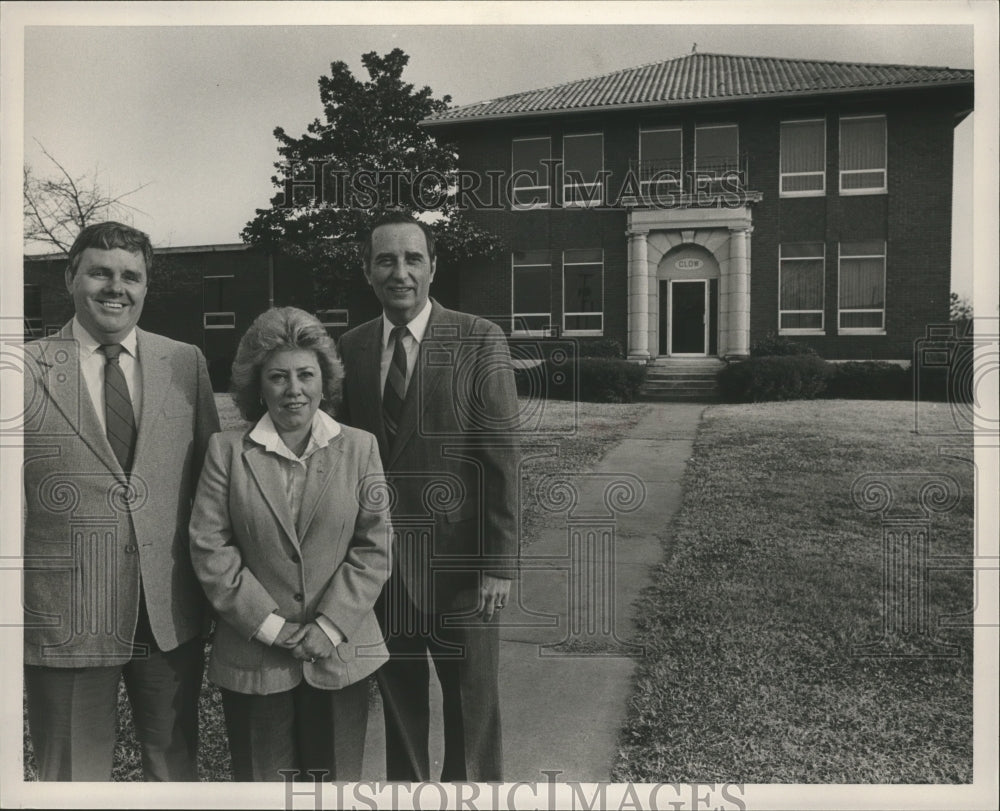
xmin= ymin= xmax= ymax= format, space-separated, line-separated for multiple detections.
xmin=189 ymin=424 xmax=391 ymax=694
xmin=338 ymin=301 xmax=521 ymax=614
xmin=22 ymin=324 xmax=220 ymax=666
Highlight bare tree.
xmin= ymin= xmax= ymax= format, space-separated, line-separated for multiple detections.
xmin=23 ymin=144 xmax=198 ymax=313
xmin=23 ymin=141 xmax=150 ymax=253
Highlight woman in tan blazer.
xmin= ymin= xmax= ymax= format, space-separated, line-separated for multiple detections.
xmin=189 ymin=307 xmax=391 ymax=781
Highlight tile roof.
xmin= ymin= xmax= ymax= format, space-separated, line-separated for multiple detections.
xmin=423 ymin=52 xmax=973 ymax=126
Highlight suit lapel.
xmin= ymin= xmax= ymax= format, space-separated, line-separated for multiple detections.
xmin=132 ymin=329 xmax=170 ymax=470
xmin=296 ymin=437 xmax=344 ymax=540
xmin=35 ymin=324 xmax=124 ymax=479
xmin=243 ymin=445 xmax=299 ymax=548
xmin=418 ymin=303 xmax=455 ymax=407
xmin=357 ymin=319 xmax=388 ymax=447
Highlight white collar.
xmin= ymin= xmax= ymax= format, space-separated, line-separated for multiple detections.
xmin=381 ymin=299 xmax=432 ymax=349
xmin=72 ymin=317 xmax=138 ymax=359
xmin=249 ymin=409 xmax=342 ymax=462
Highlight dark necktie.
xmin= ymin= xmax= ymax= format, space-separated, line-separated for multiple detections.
xmin=100 ymin=343 xmax=137 ymax=472
xmin=382 ymin=325 xmax=409 ymax=443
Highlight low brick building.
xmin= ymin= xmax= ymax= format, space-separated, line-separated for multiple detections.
xmin=422 ymin=52 xmax=973 ymax=361
xmin=22 ymin=244 xmax=327 ymax=389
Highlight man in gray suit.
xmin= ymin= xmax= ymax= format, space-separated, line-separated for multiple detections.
xmin=339 ymin=212 xmax=521 ymax=781
xmin=22 ymin=221 xmax=220 ymax=780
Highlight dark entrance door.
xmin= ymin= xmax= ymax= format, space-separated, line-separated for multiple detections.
xmin=670 ymin=280 xmax=707 ymax=354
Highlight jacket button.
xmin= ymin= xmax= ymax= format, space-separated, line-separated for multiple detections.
xmin=291 ymin=553 xmax=301 ymax=564
xmin=293 ymin=593 xmax=303 ymax=602
xmin=124 ymin=544 xmax=137 ymax=553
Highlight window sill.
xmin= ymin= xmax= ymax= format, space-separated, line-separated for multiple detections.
xmin=204 ymin=312 xmax=236 ymax=329
xmin=837 ymin=329 xmax=887 ymax=336
xmin=779 ymin=329 xmax=825 ymax=336
xmin=838 ymin=188 xmax=887 ymax=196
xmin=779 ymin=190 xmax=825 ymax=199
xmin=563 ymin=330 xmax=604 ymax=337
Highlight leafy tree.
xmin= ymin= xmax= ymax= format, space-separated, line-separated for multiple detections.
xmin=949 ymin=292 xmax=973 ymax=325
xmin=242 ymin=48 xmax=503 ymax=303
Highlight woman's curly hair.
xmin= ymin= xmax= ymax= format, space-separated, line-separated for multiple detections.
xmin=230 ymin=307 xmax=343 ymax=422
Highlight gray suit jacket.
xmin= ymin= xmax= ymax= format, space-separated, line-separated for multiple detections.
xmin=189 ymin=425 xmax=391 ymax=693
xmin=22 ymin=323 xmax=220 ymax=666
xmin=338 ymin=301 xmax=521 ymax=613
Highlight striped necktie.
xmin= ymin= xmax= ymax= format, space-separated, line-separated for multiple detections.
xmin=100 ymin=343 xmax=137 ymax=472
xmin=382 ymin=325 xmax=409 ymax=443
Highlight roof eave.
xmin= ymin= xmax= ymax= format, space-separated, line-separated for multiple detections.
xmin=420 ymin=79 xmax=974 ymax=129
xmin=24 ymin=243 xmax=252 ymax=261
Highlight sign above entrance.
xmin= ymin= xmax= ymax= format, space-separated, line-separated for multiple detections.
xmin=675 ymin=257 xmax=704 ymax=271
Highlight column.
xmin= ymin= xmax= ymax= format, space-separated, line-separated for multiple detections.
xmin=727 ymin=226 xmax=750 ymax=359
xmin=717 ymin=257 xmax=730 ymax=357
xmin=627 ymin=230 xmax=650 ymax=360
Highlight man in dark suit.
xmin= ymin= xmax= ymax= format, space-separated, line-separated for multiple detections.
xmin=338 ymin=212 xmax=521 ymax=781
xmin=22 ymin=222 xmax=220 ymax=780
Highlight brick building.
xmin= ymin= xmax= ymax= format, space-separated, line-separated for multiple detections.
xmin=23 ymin=53 xmax=973 ymax=382
xmin=422 ymin=52 xmax=973 ymax=361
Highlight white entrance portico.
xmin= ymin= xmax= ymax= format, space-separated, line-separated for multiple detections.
xmin=626 ymin=206 xmax=753 ymax=360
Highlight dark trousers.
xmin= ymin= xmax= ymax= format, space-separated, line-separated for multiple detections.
xmin=376 ymin=581 xmax=502 ymax=782
xmin=220 ymin=678 xmax=369 ymax=782
xmin=24 ymin=635 xmax=204 ymax=781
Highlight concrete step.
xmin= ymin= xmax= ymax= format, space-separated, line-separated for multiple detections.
xmin=640 ymin=392 xmax=720 ymax=402
xmin=643 ymin=380 xmax=719 ymax=391
xmin=647 ymin=358 xmax=726 ymax=365
xmin=648 ymin=365 xmax=725 ymax=372
xmin=640 ymin=358 xmax=724 ymax=402
xmin=645 ymin=371 xmax=721 ymax=381
xmin=647 ymin=378 xmax=719 ymax=384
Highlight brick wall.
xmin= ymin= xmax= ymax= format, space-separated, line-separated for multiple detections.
xmin=441 ymin=83 xmax=968 ymax=361
xmin=24 ymin=247 xmax=319 ymax=389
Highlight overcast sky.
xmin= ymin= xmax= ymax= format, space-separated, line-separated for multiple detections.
xmin=5 ymin=4 xmax=994 ymax=300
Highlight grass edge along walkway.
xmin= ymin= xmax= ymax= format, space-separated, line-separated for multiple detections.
xmin=612 ymin=400 xmax=973 ymax=784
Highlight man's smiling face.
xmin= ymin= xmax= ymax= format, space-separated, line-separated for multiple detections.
xmin=365 ymin=222 xmax=436 ymax=325
xmin=66 ymin=247 xmax=148 ymax=343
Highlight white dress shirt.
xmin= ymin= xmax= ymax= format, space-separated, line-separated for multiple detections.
xmin=73 ymin=317 xmax=142 ymax=433
xmin=379 ymin=298 xmax=432 ymax=395
xmin=248 ymin=409 xmax=345 ymax=648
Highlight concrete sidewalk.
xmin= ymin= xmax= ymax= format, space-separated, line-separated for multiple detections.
xmin=362 ymin=402 xmax=706 ymax=781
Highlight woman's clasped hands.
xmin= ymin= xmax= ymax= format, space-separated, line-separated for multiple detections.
xmin=274 ymin=621 xmax=335 ymax=663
